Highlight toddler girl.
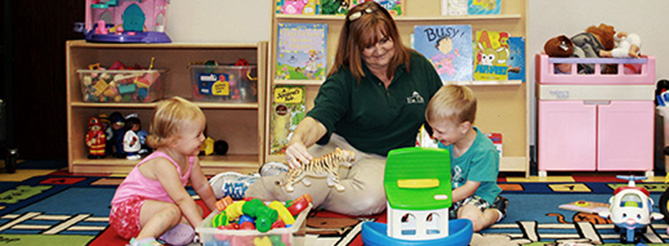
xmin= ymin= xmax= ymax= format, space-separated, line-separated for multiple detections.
xmin=110 ymin=96 xmax=217 ymax=246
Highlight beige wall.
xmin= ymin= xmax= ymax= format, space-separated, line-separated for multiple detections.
xmin=166 ymin=0 xmax=271 ymax=43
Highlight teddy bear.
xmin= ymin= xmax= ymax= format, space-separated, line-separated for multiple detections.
xmin=543 ymin=35 xmax=575 ymax=74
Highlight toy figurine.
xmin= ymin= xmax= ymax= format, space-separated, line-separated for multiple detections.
xmin=123 ymin=114 xmax=142 ymax=160
xmin=109 ymin=111 xmax=126 ymax=158
xmin=137 ymin=129 xmax=151 ymax=155
xmin=598 ymin=175 xmax=664 ymax=244
xmin=85 ymin=117 xmax=106 ymax=159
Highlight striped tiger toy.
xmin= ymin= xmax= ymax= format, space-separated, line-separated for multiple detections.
xmin=278 ymin=148 xmax=356 ymax=192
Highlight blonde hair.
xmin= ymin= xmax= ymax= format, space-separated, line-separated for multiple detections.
xmin=329 ymin=1 xmax=412 ymax=82
xmin=147 ymin=96 xmax=205 ymax=148
xmin=426 ymin=85 xmax=477 ymax=125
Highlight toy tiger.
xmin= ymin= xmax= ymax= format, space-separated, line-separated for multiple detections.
xmin=277 ymin=148 xmax=356 ymax=192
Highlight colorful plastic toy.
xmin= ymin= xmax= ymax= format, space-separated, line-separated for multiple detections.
xmin=242 ymin=198 xmax=279 ymax=233
xmin=360 ymin=147 xmax=473 ymax=245
xmin=598 ymin=175 xmax=664 ymax=244
xmin=84 ymin=0 xmax=171 ymax=43
xmin=286 ymin=193 xmax=312 ymax=216
xmin=216 ymin=196 xmax=234 ymax=212
xmin=85 ymin=117 xmax=106 ymax=159
xmin=268 ymin=201 xmax=295 ymax=226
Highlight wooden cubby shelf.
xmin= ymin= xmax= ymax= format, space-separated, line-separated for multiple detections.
xmin=66 ymin=40 xmax=268 ymax=175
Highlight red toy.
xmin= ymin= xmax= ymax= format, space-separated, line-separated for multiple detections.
xmin=85 ymin=117 xmax=106 ymax=159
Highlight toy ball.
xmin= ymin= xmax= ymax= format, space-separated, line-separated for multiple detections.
xmin=238 ymin=215 xmax=255 ymax=225
xmin=239 ymin=221 xmax=255 ymax=230
xmin=215 ymin=140 xmax=229 ymax=155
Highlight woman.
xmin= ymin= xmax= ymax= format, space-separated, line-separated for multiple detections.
xmin=246 ymin=1 xmax=443 ymax=216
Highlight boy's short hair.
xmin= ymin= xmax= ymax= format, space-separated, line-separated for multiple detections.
xmin=147 ymin=96 xmax=205 ymax=148
xmin=426 ymin=84 xmax=477 ymax=124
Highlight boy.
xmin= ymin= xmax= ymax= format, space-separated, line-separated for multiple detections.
xmin=425 ymin=84 xmax=508 ymax=231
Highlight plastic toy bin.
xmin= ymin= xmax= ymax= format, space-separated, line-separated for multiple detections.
xmin=189 ymin=65 xmax=258 ymax=103
xmin=196 ymin=203 xmax=312 ymax=246
xmin=77 ymin=69 xmax=166 ymax=103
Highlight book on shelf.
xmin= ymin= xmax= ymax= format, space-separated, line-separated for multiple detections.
xmin=441 ymin=0 xmax=467 ymax=16
xmin=507 ymin=36 xmax=525 ymax=82
xmin=413 ymin=24 xmax=473 ymax=83
xmin=467 ymin=0 xmax=501 ymax=15
xmin=473 ymin=29 xmax=510 ymax=81
xmin=276 ymin=23 xmax=328 ymax=81
xmin=270 ymin=86 xmax=307 ymax=155
xmin=484 ymin=132 xmax=502 ymax=157
xmin=276 ymin=0 xmax=319 ymax=14
xmin=320 ymin=0 xmax=349 ymax=15
xmin=350 ymin=0 xmax=403 ymax=15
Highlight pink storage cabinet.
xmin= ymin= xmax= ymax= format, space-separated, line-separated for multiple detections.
xmin=535 ymin=54 xmax=656 ymax=177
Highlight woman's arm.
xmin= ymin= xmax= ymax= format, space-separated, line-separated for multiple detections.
xmin=285 ymin=116 xmax=327 ymax=168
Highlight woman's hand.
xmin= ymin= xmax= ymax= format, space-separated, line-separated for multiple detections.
xmin=285 ymin=141 xmax=312 ymax=168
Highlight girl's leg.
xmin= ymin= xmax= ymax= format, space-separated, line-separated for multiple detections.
xmin=136 ymin=200 xmax=182 ymax=240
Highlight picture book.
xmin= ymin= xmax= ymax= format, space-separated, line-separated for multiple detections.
xmin=441 ymin=0 xmax=467 ymax=16
xmin=467 ymin=0 xmax=501 ymax=15
xmin=277 ymin=0 xmax=319 ymax=14
xmin=413 ymin=25 xmax=473 ymax=83
xmin=276 ymin=23 xmax=327 ymax=81
xmin=320 ymin=0 xmax=349 ymax=15
xmin=484 ymin=132 xmax=502 ymax=157
xmin=350 ymin=0 xmax=403 ymax=15
xmin=559 ymin=200 xmax=610 ymax=214
xmin=473 ymin=29 xmax=510 ymax=81
xmin=507 ymin=36 xmax=525 ymax=82
xmin=270 ymin=86 xmax=307 ymax=155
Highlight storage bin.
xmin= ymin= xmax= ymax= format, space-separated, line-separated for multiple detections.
xmin=196 ymin=203 xmax=311 ymax=246
xmin=189 ymin=65 xmax=258 ymax=103
xmin=78 ymin=69 xmax=166 ymax=103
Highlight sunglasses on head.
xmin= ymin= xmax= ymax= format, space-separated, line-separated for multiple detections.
xmin=347 ymin=6 xmax=378 ymax=22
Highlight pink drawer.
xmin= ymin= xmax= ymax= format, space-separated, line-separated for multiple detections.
xmin=597 ymin=101 xmax=654 ymax=171
xmin=538 ymin=101 xmax=597 ymax=171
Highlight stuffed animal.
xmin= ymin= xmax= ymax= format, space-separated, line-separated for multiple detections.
xmin=574 ymin=23 xmax=617 ymax=74
xmin=543 ymin=35 xmax=575 ymax=74
xmin=600 ymin=32 xmax=641 ymax=58
xmin=544 ymin=35 xmax=574 ymax=57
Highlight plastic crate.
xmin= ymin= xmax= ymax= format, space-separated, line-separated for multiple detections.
xmin=196 ymin=203 xmax=311 ymax=246
xmin=78 ymin=69 xmax=166 ymax=103
xmin=189 ymin=65 xmax=258 ymax=103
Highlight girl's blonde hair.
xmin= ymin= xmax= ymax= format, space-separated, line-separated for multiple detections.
xmin=426 ymin=85 xmax=477 ymax=125
xmin=328 ymin=1 xmax=413 ymax=82
xmin=147 ymin=96 xmax=205 ymax=148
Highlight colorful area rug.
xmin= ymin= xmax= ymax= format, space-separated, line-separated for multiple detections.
xmin=0 ymin=171 xmax=668 ymax=245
